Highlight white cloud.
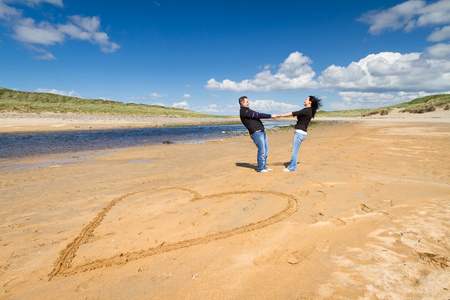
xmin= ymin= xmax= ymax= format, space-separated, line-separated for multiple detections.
xmin=182 ymin=93 xmax=192 ymax=99
xmin=24 ymin=44 xmax=56 ymax=59
xmin=319 ymin=50 xmax=450 ymax=92
xmin=417 ymin=0 xmax=450 ymax=27
xmin=249 ymin=100 xmax=302 ymax=114
xmin=333 ymin=0 xmax=450 ymax=109
xmin=36 ymin=88 xmax=81 ymax=97
xmin=63 ymin=15 xmax=120 ymax=53
xmin=258 ymin=64 xmax=273 ymax=70
xmin=428 ymin=26 xmax=450 ymax=42
xmin=149 ymin=92 xmax=168 ymax=99
xmin=359 ymin=0 xmax=450 ymax=35
xmin=330 ymin=91 xmax=432 ymax=110
xmin=173 ymin=101 xmax=189 ymax=109
xmin=14 ymin=18 xmax=64 ymax=45
xmin=425 ymin=42 xmax=450 ymax=59
xmin=210 ymin=94 xmax=219 ymax=98
xmin=0 ymin=1 xmax=120 ymax=57
xmin=34 ymin=51 xmax=55 ymax=60
xmin=205 ymin=52 xmax=318 ymax=92
xmin=200 ymin=104 xmax=219 ymax=113
xmin=9 ymin=0 xmax=64 ymax=7
xmin=0 ymin=1 xmax=21 ymax=19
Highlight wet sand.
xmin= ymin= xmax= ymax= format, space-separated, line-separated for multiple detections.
xmin=0 ymin=112 xmax=449 ymax=299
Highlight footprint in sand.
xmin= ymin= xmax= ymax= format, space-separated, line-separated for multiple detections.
xmin=333 ymin=218 xmax=346 ymax=226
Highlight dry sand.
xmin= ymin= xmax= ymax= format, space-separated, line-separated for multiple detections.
xmin=0 ymin=111 xmax=449 ymax=299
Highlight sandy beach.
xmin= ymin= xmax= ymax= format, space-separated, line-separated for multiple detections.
xmin=0 ymin=111 xmax=449 ymax=299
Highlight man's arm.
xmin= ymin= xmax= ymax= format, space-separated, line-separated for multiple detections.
xmin=241 ymin=107 xmax=273 ymax=119
xmin=249 ymin=111 xmax=272 ymax=119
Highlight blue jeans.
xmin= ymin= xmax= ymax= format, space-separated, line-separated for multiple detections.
xmin=287 ymin=130 xmax=307 ymax=171
xmin=251 ymin=131 xmax=269 ymax=172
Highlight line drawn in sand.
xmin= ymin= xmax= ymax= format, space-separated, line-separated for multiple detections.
xmin=49 ymin=188 xmax=299 ymax=279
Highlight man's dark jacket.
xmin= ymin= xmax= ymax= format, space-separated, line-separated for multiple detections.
xmin=240 ymin=106 xmax=271 ymax=135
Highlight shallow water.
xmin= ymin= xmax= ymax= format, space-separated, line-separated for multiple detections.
xmin=0 ymin=121 xmax=293 ymax=159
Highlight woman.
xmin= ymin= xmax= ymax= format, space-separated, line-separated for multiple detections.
xmin=278 ymin=96 xmax=322 ymax=172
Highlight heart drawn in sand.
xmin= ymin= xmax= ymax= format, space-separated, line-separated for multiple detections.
xmin=49 ymin=188 xmax=298 ymax=279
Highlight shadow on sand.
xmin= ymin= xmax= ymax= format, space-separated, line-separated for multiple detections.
xmin=235 ymin=162 xmax=292 ymax=170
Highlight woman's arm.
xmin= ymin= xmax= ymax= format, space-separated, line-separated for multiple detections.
xmin=278 ymin=112 xmax=293 ymax=118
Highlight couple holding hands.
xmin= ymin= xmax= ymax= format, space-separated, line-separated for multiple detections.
xmin=239 ymin=95 xmax=322 ymax=173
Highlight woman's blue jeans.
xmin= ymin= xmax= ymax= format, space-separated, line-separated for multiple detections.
xmin=251 ymin=131 xmax=269 ymax=172
xmin=287 ymin=130 xmax=307 ymax=171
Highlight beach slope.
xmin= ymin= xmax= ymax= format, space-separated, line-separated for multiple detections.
xmin=0 ymin=116 xmax=449 ymax=299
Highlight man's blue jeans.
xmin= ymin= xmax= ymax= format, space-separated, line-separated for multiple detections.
xmin=251 ymin=131 xmax=269 ymax=172
xmin=287 ymin=130 xmax=307 ymax=171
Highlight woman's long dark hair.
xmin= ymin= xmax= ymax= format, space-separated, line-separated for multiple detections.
xmin=309 ymin=96 xmax=322 ymax=118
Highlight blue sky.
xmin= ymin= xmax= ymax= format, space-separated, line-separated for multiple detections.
xmin=1 ymin=0 xmax=450 ymax=115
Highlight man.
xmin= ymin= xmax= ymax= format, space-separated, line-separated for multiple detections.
xmin=239 ymin=96 xmax=278 ymax=172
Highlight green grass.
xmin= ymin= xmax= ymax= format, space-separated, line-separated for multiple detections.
xmin=317 ymin=94 xmax=450 ymax=117
xmin=0 ymin=88 xmax=219 ymax=117
xmin=393 ymin=94 xmax=450 ymax=113
xmin=316 ymin=109 xmax=376 ymax=118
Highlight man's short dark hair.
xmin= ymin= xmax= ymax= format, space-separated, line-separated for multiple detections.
xmin=239 ymin=96 xmax=248 ymax=105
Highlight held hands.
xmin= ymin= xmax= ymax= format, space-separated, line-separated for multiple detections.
xmin=272 ymin=113 xmax=289 ymax=119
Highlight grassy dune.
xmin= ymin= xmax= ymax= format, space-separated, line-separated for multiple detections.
xmin=0 ymin=88 xmax=217 ymax=117
xmin=316 ymin=94 xmax=450 ymax=118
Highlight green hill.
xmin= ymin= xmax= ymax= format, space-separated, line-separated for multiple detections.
xmin=0 ymin=88 xmax=217 ymax=118
xmin=316 ymin=94 xmax=450 ymax=118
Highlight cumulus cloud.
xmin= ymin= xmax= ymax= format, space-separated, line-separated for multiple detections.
xmin=182 ymin=94 xmax=192 ymax=99
xmin=318 ymin=50 xmax=450 ymax=92
xmin=330 ymin=91 xmax=433 ymax=110
xmin=149 ymin=92 xmax=168 ymax=99
xmin=249 ymin=100 xmax=302 ymax=114
xmin=36 ymin=88 xmax=81 ymax=97
xmin=359 ymin=0 xmax=450 ymax=41
xmin=0 ymin=0 xmax=120 ymax=57
xmin=173 ymin=101 xmax=189 ymax=109
xmin=200 ymin=104 xmax=219 ymax=113
xmin=205 ymin=52 xmax=318 ymax=92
